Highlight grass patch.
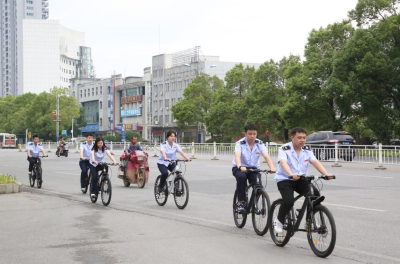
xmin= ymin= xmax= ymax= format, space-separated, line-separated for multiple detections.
xmin=0 ymin=174 xmax=18 ymax=184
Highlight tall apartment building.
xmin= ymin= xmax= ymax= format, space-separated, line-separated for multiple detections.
xmin=151 ymin=46 xmax=261 ymax=143
xmin=1 ymin=0 xmax=86 ymax=97
xmin=0 ymin=0 xmax=49 ymax=96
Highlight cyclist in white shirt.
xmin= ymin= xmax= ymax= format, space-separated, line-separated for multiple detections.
xmin=89 ymin=137 xmax=117 ymax=198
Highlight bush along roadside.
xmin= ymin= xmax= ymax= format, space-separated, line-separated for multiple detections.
xmin=0 ymin=174 xmax=22 ymax=194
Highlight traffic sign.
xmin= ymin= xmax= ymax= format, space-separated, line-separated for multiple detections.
xmin=28 ymin=132 xmax=31 ymax=138
xmin=62 ymin=130 xmax=67 ymax=135
xmin=121 ymin=131 xmax=126 ymax=142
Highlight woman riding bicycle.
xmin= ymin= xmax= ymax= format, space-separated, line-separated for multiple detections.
xmin=89 ymin=137 xmax=117 ymax=198
xmin=79 ymin=133 xmax=94 ymax=192
xmin=157 ymin=131 xmax=191 ymax=193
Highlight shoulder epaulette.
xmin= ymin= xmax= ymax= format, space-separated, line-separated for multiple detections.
xmin=282 ymin=145 xmax=291 ymax=150
xmin=38 ymin=143 xmax=42 ymax=146
xmin=82 ymin=142 xmax=87 ymax=145
xmin=28 ymin=142 xmax=33 ymax=145
xmin=255 ymin=139 xmax=262 ymax=144
xmin=161 ymin=142 xmax=166 ymax=145
xmin=302 ymin=145 xmax=311 ymax=150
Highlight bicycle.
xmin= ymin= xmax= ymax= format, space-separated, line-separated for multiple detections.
xmin=29 ymin=155 xmax=48 ymax=189
xmin=89 ymin=162 xmax=118 ymax=206
xmin=268 ymin=175 xmax=337 ymax=258
xmin=154 ymin=159 xmax=190 ymax=209
xmin=80 ymin=158 xmax=91 ymax=194
xmin=232 ymin=168 xmax=272 ymax=236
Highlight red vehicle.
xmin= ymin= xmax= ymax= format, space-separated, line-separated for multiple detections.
xmin=118 ymin=150 xmax=150 ymax=188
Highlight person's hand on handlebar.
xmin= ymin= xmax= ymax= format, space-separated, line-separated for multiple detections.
xmin=186 ymin=158 xmax=191 ymax=162
xmin=113 ymin=161 xmax=118 ymax=166
xmin=94 ymin=161 xmax=99 ymax=165
xmin=240 ymin=166 xmax=247 ymax=173
xmin=290 ymin=174 xmax=300 ymax=181
xmin=164 ymin=158 xmax=172 ymax=162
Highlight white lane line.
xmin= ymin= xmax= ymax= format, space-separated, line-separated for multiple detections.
xmin=339 ymin=174 xmax=393 ymax=179
xmin=323 ymin=202 xmax=386 ymax=212
xmin=296 ymin=199 xmax=385 ymax=212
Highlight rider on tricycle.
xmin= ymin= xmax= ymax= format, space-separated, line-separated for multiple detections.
xmin=118 ymin=136 xmax=149 ymax=188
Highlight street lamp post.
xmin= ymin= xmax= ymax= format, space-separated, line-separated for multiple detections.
xmin=71 ymin=116 xmax=76 ymax=140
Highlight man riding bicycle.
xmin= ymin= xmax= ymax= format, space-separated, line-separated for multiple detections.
xmin=27 ymin=135 xmax=47 ymax=175
xmin=273 ymin=127 xmax=334 ymax=233
xmin=79 ymin=133 xmax=94 ymax=192
xmin=232 ymin=124 xmax=276 ymax=213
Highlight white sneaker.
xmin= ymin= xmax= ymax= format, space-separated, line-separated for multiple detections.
xmin=91 ymin=194 xmax=96 ymax=198
xmin=28 ymin=171 xmax=32 ymax=175
xmin=274 ymin=218 xmax=283 ymax=234
xmin=81 ymin=188 xmax=86 ymax=192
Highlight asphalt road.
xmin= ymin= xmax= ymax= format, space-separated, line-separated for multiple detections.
xmin=1 ymin=149 xmax=399 ymax=264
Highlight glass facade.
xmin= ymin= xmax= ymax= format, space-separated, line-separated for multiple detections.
xmin=82 ymin=100 xmax=99 ymax=123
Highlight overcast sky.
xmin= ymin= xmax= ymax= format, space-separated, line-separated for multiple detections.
xmin=50 ymin=0 xmax=359 ymax=78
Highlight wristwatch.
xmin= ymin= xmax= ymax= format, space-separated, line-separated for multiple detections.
xmin=238 ymin=166 xmax=242 ymax=170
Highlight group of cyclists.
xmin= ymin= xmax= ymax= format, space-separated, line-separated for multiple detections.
xmin=27 ymin=123 xmax=333 ymax=234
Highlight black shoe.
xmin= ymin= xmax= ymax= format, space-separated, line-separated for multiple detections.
xmin=157 ymin=186 xmax=164 ymax=193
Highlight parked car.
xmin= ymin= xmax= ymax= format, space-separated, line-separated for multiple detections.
xmin=306 ymin=131 xmax=356 ymax=161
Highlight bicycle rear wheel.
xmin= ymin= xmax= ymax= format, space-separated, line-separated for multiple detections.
xmin=101 ymin=177 xmax=112 ymax=206
xmin=82 ymin=173 xmax=90 ymax=194
xmin=232 ymin=190 xmax=247 ymax=228
xmin=154 ymin=175 xmax=168 ymax=206
xmin=137 ymin=168 xmax=146 ymax=188
xmin=307 ymin=205 xmax=336 ymax=258
xmin=173 ymin=177 xmax=189 ymax=209
xmin=252 ymin=189 xmax=271 ymax=236
xmin=36 ymin=167 xmax=42 ymax=189
xmin=268 ymin=199 xmax=291 ymax=247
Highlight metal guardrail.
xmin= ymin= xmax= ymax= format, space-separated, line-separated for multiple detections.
xmin=18 ymin=142 xmax=400 ymax=166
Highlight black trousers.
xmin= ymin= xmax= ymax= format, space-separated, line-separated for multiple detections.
xmin=27 ymin=157 xmax=40 ymax=172
xmin=157 ymin=163 xmax=176 ymax=188
xmin=89 ymin=164 xmax=108 ymax=195
xmin=79 ymin=160 xmax=90 ymax=188
xmin=232 ymin=167 xmax=260 ymax=202
xmin=277 ymin=179 xmax=320 ymax=223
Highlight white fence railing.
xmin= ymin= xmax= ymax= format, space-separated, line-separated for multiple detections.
xmin=18 ymin=142 xmax=400 ymax=165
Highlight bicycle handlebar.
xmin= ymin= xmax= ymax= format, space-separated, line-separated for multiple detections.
xmin=164 ymin=159 xmax=190 ymax=162
xmin=288 ymin=175 xmax=336 ymax=180
xmin=246 ymin=168 xmax=274 ymax=174
xmin=103 ymin=162 xmax=119 ymax=166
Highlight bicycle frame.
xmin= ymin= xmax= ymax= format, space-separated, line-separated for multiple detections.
xmin=242 ymin=170 xmax=270 ymax=214
xmin=165 ymin=161 xmax=184 ymax=195
xmin=286 ymin=178 xmax=328 ymax=234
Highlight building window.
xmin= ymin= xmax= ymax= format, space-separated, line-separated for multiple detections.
xmin=96 ymin=87 xmax=98 ymax=95
xmin=80 ymin=90 xmax=82 ymax=98
xmin=108 ymin=100 xmax=110 ymax=108
xmin=92 ymin=88 xmax=94 ymax=96
xmin=100 ymin=86 xmax=102 ymax=94
xmin=100 ymin=101 xmax=102 ymax=109
xmin=108 ymin=86 xmax=110 ymax=94
xmin=100 ymin=118 xmax=102 ymax=126
xmin=165 ymin=99 xmax=169 ymax=108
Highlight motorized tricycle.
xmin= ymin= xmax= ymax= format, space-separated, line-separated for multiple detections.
xmin=56 ymin=142 xmax=69 ymax=157
xmin=118 ymin=150 xmax=149 ymax=188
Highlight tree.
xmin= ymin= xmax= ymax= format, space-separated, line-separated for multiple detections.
xmin=0 ymin=95 xmax=15 ymax=133
xmin=172 ymin=75 xmax=223 ymax=130
xmin=349 ymin=0 xmax=399 ymax=26
xmin=224 ymin=63 xmax=256 ymax=99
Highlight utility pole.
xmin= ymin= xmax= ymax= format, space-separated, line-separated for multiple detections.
xmin=56 ymin=95 xmax=60 ymax=143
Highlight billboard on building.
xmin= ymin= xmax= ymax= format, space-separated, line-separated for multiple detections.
xmin=121 ymin=95 xmax=143 ymax=104
xmin=121 ymin=108 xmax=141 ymax=117
xmin=82 ymin=123 xmax=100 ymax=132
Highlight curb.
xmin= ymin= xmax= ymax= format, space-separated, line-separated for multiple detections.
xmin=0 ymin=182 xmax=23 ymax=194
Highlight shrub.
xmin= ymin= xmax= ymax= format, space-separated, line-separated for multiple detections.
xmin=0 ymin=174 xmax=18 ymax=184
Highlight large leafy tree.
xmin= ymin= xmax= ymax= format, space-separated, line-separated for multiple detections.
xmin=0 ymin=95 xmax=15 ymax=133
xmin=172 ymin=74 xmax=223 ymax=130
xmin=328 ymin=0 xmax=400 ymax=142
xmin=224 ymin=63 xmax=256 ymax=99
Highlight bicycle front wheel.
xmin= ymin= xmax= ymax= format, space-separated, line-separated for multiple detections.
xmin=137 ymin=168 xmax=146 ymax=188
xmin=307 ymin=205 xmax=336 ymax=258
xmin=154 ymin=175 xmax=168 ymax=206
xmin=232 ymin=190 xmax=247 ymax=228
xmin=268 ymin=199 xmax=291 ymax=247
xmin=101 ymin=177 xmax=112 ymax=206
xmin=173 ymin=177 xmax=189 ymax=209
xmin=252 ymin=189 xmax=271 ymax=236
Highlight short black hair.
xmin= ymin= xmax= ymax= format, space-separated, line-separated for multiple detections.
xmin=32 ymin=134 xmax=39 ymax=139
xmin=244 ymin=123 xmax=258 ymax=132
xmin=86 ymin=133 xmax=94 ymax=137
xmin=131 ymin=136 xmax=138 ymax=140
xmin=291 ymin=127 xmax=307 ymax=136
xmin=166 ymin=131 xmax=177 ymax=138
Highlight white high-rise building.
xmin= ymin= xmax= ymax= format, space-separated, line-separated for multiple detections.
xmin=1 ymin=0 xmax=86 ymax=96
xmin=0 ymin=0 xmax=49 ymax=96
